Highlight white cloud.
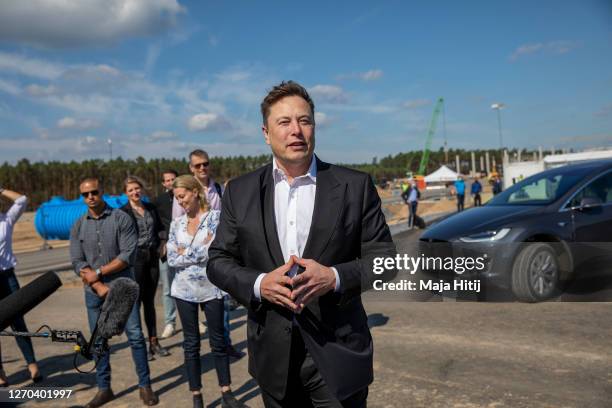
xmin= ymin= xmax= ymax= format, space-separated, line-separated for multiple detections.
xmin=57 ymin=117 xmax=100 ymax=130
xmin=208 ymin=35 xmax=219 ymax=47
xmin=0 ymin=51 xmax=65 ymax=79
xmin=25 ymin=84 xmax=59 ymax=97
xmin=315 ymin=112 xmax=332 ymax=128
xmin=0 ymin=0 xmax=186 ymax=49
xmin=187 ymin=113 xmax=231 ymax=132
xmin=309 ymin=84 xmax=348 ymax=104
xmin=402 ymin=99 xmax=431 ymax=109
xmin=148 ymin=130 xmax=176 ymax=140
xmin=360 ymin=69 xmax=383 ymax=81
xmin=0 ymin=79 xmax=21 ymax=95
xmin=509 ymin=41 xmax=580 ymax=61
xmin=336 ymin=69 xmax=383 ymax=81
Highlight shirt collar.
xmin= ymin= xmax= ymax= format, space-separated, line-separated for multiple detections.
xmin=86 ymin=204 xmax=112 ymax=219
xmin=272 ymin=155 xmax=317 ymax=184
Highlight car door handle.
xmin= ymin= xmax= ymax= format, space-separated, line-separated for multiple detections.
xmin=557 ymin=222 xmax=568 ymax=227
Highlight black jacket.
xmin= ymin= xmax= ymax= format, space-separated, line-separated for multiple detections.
xmin=120 ymin=201 xmax=165 ymax=251
xmin=154 ymin=190 xmax=174 ymax=236
xmin=208 ymin=158 xmax=397 ymax=400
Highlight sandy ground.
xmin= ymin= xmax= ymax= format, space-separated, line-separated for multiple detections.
xmin=1 ymin=230 xmax=611 ymax=408
xmin=12 ymin=186 xmax=492 ymax=254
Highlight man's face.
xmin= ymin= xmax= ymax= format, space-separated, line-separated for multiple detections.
xmin=189 ymin=155 xmax=210 ymax=182
xmin=162 ymin=172 xmax=176 ymax=190
xmin=263 ymin=95 xmax=315 ymax=166
xmin=80 ymin=180 xmax=103 ymax=209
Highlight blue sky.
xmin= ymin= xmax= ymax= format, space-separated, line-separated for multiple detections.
xmin=0 ymin=0 xmax=611 ymax=164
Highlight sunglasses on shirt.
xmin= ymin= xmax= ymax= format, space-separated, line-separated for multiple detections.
xmin=192 ymin=162 xmax=210 ymax=169
xmin=81 ymin=190 xmax=100 ymax=198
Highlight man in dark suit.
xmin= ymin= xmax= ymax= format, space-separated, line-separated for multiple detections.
xmin=208 ymin=81 xmax=397 ymax=407
xmin=154 ymin=169 xmax=179 ymax=339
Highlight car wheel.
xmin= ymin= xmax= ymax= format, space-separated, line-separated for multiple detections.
xmin=511 ymin=243 xmax=560 ymax=302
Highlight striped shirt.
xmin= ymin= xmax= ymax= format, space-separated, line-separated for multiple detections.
xmin=69 ymin=205 xmax=137 ymax=282
xmin=0 ymin=195 xmax=27 ymax=271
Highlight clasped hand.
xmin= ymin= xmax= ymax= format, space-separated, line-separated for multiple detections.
xmin=259 ymin=256 xmax=336 ymax=313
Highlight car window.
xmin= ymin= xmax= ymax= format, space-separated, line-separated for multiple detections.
xmin=567 ymin=171 xmax=612 ymax=208
xmin=488 ymin=165 xmax=596 ymax=206
xmin=507 ymin=175 xmax=561 ymax=203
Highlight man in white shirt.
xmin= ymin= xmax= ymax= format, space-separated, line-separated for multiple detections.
xmin=208 ymin=81 xmax=397 ymax=407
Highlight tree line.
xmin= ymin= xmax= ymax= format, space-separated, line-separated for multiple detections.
xmin=0 ymin=148 xmax=550 ymax=210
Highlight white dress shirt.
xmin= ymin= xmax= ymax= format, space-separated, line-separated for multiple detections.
xmin=0 ymin=195 xmax=27 ymax=271
xmin=254 ymin=157 xmax=340 ymax=300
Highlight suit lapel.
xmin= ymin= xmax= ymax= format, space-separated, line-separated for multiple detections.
xmin=261 ymin=165 xmax=285 ymax=266
xmin=302 ymin=159 xmax=345 ymax=260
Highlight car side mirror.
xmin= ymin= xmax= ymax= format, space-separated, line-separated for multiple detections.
xmin=577 ymin=196 xmax=603 ymax=211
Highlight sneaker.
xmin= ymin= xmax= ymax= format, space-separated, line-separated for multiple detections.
xmin=160 ymin=323 xmax=175 ymax=339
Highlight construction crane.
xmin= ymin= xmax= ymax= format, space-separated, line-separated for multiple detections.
xmin=417 ymin=97 xmax=444 ymax=177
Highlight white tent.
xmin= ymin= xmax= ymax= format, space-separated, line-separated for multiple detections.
xmin=424 ymin=165 xmax=458 ymax=183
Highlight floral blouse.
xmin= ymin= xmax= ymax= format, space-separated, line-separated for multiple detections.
xmin=167 ymin=210 xmax=224 ymax=303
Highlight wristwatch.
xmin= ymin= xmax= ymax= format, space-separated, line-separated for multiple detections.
xmin=95 ymin=268 xmax=102 ymax=278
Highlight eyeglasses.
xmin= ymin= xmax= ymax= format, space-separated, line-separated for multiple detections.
xmin=192 ymin=162 xmax=210 ymax=169
xmin=81 ymin=190 xmax=100 ymax=198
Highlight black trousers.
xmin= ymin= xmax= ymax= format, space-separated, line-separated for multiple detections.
xmin=261 ymin=329 xmax=368 ymax=408
xmin=175 ymin=297 xmax=230 ymax=391
xmin=457 ymin=194 xmax=465 ymax=212
xmin=0 ymin=268 xmax=36 ymax=367
xmin=473 ymin=193 xmax=482 ymax=207
xmin=133 ymin=248 xmax=160 ymax=339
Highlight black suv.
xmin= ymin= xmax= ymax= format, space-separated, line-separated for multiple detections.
xmin=419 ymin=159 xmax=612 ymax=302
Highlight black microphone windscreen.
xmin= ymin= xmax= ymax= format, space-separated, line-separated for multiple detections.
xmin=97 ymin=278 xmax=139 ymax=339
xmin=0 ymin=271 xmax=62 ymax=331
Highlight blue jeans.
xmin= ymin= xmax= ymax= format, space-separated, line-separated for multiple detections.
xmin=175 ymin=297 xmax=230 ymax=390
xmin=158 ymin=259 xmax=176 ymax=326
xmin=84 ymin=288 xmax=151 ymax=390
xmin=0 ymin=268 xmax=36 ymax=366
xmin=408 ymin=201 xmax=418 ymax=228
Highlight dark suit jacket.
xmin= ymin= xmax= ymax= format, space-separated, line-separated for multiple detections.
xmin=154 ymin=190 xmax=173 ymax=238
xmin=208 ymin=157 xmax=397 ymax=400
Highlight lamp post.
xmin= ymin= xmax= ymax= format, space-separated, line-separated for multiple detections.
xmin=491 ymin=103 xmax=505 ymax=149
xmin=107 ymin=138 xmax=113 ymax=161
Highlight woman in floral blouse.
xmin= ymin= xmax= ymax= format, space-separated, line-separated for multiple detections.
xmin=167 ymin=175 xmax=246 ymax=408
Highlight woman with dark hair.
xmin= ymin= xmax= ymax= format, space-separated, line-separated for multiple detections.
xmin=167 ymin=175 xmax=245 ymax=408
xmin=121 ymin=176 xmax=170 ymax=360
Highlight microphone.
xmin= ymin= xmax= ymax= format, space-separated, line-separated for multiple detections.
xmin=0 ymin=274 xmax=139 ymax=366
xmin=82 ymin=277 xmax=139 ymax=360
xmin=0 ymin=271 xmax=62 ymax=331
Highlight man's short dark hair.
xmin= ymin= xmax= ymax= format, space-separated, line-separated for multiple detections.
xmin=189 ymin=149 xmax=209 ymax=163
xmin=162 ymin=169 xmax=178 ymax=177
xmin=80 ymin=176 xmax=101 ymax=186
xmin=260 ymin=80 xmax=315 ymax=126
